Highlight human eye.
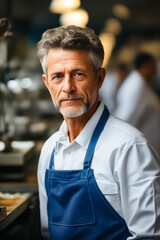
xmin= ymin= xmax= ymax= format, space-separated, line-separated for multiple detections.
xmin=76 ymin=72 xmax=84 ymax=77
xmin=50 ymin=73 xmax=63 ymax=83
xmin=73 ymin=71 xmax=85 ymax=80
xmin=53 ymin=74 xmax=62 ymax=79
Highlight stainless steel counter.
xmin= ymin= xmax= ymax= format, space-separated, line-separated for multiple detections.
xmin=0 ymin=183 xmax=41 ymax=240
xmin=0 ymin=183 xmax=38 ymax=232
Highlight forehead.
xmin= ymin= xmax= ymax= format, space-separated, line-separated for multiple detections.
xmin=46 ymin=48 xmax=91 ymax=69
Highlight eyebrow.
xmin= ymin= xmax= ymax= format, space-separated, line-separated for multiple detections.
xmin=49 ymin=71 xmax=62 ymax=78
xmin=49 ymin=68 xmax=87 ymax=77
xmin=71 ymin=68 xmax=87 ymax=74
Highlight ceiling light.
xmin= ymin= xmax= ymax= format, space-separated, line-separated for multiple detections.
xmin=99 ymin=32 xmax=116 ymax=67
xmin=104 ymin=18 xmax=122 ymax=35
xmin=49 ymin=0 xmax=81 ymax=14
xmin=60 ymin=8 xmax=89 ymax=27
xmin=112 ymin=4 xmax=130 ymax=19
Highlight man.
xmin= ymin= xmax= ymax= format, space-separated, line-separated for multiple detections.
xmin=113 ymin=53 xmax=160 ymax=156
xmin=37 ymin=25 xmax=160 ymax=240
xmin=99 ymin=63 xmax=128 ymax=112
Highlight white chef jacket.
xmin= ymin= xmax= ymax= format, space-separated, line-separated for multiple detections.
xmin=99 ymin=71 xmax=121 ymax=113
xmin=113 ymin=70 xmax=160 ymax=156
xmin=38 ymin=101 xmax=160 ymax=239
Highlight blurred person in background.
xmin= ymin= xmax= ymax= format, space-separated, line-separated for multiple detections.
xmin=113 ymin=52 xmax=160 ymax=156
xmin=99 ymin=63 xmax=129 ymax=113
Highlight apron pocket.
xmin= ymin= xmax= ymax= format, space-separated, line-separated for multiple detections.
xmin=50 ymin=179 xmax=95 ymax=226
xmin=95 ymin=179 xmax=125 ymax=222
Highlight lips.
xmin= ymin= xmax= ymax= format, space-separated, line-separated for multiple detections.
xmin=61 ymin=98 xmax=82 ymax=105
xmin=58 ymin=94 xmax=84 ymax=105
xmin=63 ymin=98 xmax=80 ymax=101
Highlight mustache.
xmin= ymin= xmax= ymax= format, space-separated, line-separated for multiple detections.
xmin=58 ymin=94 xmax=84 ymax=102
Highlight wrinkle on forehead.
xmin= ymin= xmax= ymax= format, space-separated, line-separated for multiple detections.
xmin=46 ymin=48 xmax=94 ymax=77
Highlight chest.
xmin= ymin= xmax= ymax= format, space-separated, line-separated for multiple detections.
xmin=54 ymin=140 xmax=116 ymax=184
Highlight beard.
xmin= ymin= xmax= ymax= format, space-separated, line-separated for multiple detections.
xmin=51 ymin=94 xmax=91 ymax=118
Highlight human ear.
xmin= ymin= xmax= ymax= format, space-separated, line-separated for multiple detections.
xmin=42 ymin=74 xmax=53 ymax=99
xmin=42 ymin=74 xmax=49 ymax=89
xmin=97 ymin=68 xmax=106 ymax=89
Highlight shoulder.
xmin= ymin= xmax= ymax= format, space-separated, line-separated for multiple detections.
xmin=100 ymin=113 xmax=160 ymax=163
xmin=96 ymin=112 xmax=150 ymax=165
xmin=41 ymin=131 xmax=59 ymax=153
xmin=104 ymin=114 xmax=146 ymax=146
xmin=38 ymin=131 xmax=59 ymax=171
xmin=101 ymin=113 xmax=160 ymax=175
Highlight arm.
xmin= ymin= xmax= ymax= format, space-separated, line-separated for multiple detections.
xmin=115 ymin=141 xmax=160 ymax=239
xmin=37 ymin=144 xmax=50 ymax=239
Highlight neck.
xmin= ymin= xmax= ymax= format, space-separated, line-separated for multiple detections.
xmin=64 ymin=101 xmax=99 ymax=143
xmin=138 ymin=69 xmax=149 ymax=83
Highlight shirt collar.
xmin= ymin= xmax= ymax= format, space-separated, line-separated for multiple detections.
xmin=57 ymin=120 xmax=69 ymax=144
xmin=56 ymin=101 xmax=105 ymax=150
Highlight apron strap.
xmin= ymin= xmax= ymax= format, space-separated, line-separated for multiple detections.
xmin=83 ymin=106 xmax=109 ymax=169
xmin=49 ymin=105 xmax=109 ymax=170
xmin=49 ymin=147 xmax=55 ymax=169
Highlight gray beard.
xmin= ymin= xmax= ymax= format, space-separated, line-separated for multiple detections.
xmin=51 ymin=96 xmax=90 ymax=118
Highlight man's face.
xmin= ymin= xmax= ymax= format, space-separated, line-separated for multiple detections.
xmin=42 ymin=48 xmax=104 ymax=118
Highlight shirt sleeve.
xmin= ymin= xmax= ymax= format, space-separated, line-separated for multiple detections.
xmin=37 ymin=144 xmax=50 ymax=239
xmin=115 ymin=141 xmax=160 ymax=239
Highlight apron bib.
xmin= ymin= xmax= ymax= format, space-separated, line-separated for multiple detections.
xmin=45 ymin=106 xmax=132 ymax=240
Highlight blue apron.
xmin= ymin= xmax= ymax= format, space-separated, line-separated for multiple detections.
xmin=45 ymin=106 xmax=132 ymax=240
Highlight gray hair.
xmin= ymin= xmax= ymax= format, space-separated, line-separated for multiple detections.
xmin=37 ymin=25 xmax=104 ymax=75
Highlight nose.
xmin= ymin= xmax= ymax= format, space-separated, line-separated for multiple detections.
xmin=62 ymin=75 xmax=75 ymax=93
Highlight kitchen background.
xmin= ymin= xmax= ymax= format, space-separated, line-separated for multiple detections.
xmin=0 ymin=0 xmax=160 ymax=238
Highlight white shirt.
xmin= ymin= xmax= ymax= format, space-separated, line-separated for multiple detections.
xmin=113 ymin=70 xmax=160 ymax=156
xmin=99 ymin=71 xmax=121 ymax=113
xmin=38 ymin=101 xmax=160 ymax=239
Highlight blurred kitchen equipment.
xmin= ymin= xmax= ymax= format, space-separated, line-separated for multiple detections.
xmin=0 ymin=18 xmax=9 ymax=37
xmin=0 ymin=183 xmax=41 ymax=239
xmin=0 ymin=206 xmax=7 ymax=219
xmin=0 ymin=17 xmax=12 ymax=39
xmin=0 ymin=141 xmax=36 ymax=166
xmin=0 ymin=17 xmax=14 ymax=147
